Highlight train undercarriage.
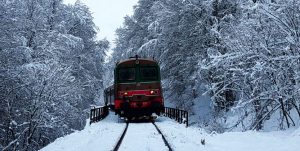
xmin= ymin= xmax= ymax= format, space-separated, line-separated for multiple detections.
xmin=115 ymin=101 xmax=163 ymax=120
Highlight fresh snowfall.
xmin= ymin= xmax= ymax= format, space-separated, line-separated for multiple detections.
xmin=40 ymin=112 xmax=300 ymax=151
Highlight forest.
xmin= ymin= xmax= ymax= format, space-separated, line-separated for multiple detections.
xmin=0 ymin=0 xmax=108 ymax=150
xmin=1 ymin=0 xmax=300 ymax=150
xmin=112 ymin=0 xmax=300 ymax=132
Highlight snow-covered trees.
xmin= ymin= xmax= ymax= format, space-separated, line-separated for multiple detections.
xmin=113 ymin=0 xmax=300 ymax=131
xmin=200 ymin=0 xmax=300 ymax=131
xmin=114 ymin=0 xmax=213 ymax=109
xmin=0 ymin=0 xmax=108 ymax=150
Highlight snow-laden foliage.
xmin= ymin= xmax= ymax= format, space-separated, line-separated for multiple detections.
xmin=0 ymin=0 xmax=108 ymax=150
xmin=112 ymin=0 xmax=300 ymax=132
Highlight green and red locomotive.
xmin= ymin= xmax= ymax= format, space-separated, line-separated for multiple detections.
xmin=104 ymin=56 xmax=164 ymax=118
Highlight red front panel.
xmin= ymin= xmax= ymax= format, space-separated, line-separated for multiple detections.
xmin=114 ymin=84 xmax=164 ymax=111
xmin=114 ymin=99 xmax=122 ymax=109
xmin=114 ymin=96 xmax=163 ymax=109
xmin=118 ymin=89 xmax=160 ymax=97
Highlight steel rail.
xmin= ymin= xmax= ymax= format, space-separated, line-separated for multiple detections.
xmin=112 ymin=122 xmax=129 ymax=151
xmin=152 ymin=121 xmax=173 ymax=151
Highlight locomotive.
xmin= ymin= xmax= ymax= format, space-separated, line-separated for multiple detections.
xmin=104 ymin=55 xmax=164 ymax=119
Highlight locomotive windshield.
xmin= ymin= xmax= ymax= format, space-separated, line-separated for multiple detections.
xmin=118 ymin=68 xmax=135 ymax=82
xmin=140 ymin=67 xmax=158 ymax=81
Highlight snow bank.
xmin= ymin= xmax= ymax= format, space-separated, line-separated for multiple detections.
xmin=292 ymin=127 xmax=300 ymax=136
xmin=156 ymin=117 xmax=300 ymax=151
xmin=40 ymin=112 xmax=126 ymax=151
xmin=41 ymin=113 xmax=300 ymax=151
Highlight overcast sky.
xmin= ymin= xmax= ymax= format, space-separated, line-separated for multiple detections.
xmin=64 ymin=0 xmax=138 ymax=45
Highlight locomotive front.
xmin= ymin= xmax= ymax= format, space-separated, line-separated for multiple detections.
xmin=114 ymin=57 xmax=164 ymax=118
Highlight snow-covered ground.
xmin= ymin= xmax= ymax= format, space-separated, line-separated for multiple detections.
xmin=119 ymin=122 xmax=168 ymax=151
xmin=156 ymin=117 xmax=300 ymax=151
xmin=40 ymin=113 xmax=300 ymax=151
xmin=40 ymin=112 xmax=126 ymax=151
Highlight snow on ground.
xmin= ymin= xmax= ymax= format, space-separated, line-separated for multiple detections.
xmin=40 ymin=112 xmax=300 ymax=151
xmin=40 ymin=112 xmax=126 ymax=151
xmin=119 ymin=122 xmax=168 ymax=151
xmin=156 ymin=117 xmax=300 ymax=151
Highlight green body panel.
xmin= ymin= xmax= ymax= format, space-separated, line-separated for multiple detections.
xmin=114 ymin=64 xmax=161 ymax=84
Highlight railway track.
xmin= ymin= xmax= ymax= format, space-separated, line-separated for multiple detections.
xmin=151 ymin=121 xmax=172 ymax=151
xmin=112 ymin=120 xmax=173 ymax=151
xmin=113 ymin=122 xmax=129 ymax=151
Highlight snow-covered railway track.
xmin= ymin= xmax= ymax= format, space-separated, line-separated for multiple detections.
xmin=112 ymin=121 xmax=172 ymax=151
xmin=151 ymin=121 xmax=173 ymax=151
xmin=113 ymin=122 xmax=129 ymax=151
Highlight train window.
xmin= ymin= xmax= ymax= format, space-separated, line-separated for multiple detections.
xmin=140 ymin=67 xmax=158 ymax=81
xmin=118 ymin=68 xmax=135 ymax=82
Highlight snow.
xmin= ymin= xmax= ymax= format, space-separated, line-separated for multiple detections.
xmin=156 ymin=117 xmax=300 ymax=151
xmin=190 ymin=92 xmax=212 ymax=126
xmin=40 ymin=113 xmax=300 ymax=151
xmin=40 ymin=112 xmax=126 ymax=151
xmin=10 ymin=120 xmax=17 ymax=126
xmin=119 ymin=122 xmax=168 ymax=151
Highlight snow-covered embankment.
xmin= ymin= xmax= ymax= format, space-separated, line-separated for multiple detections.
xmin=40 ymin=112 xmax=125 ymax=151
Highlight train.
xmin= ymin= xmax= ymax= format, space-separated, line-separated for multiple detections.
xmin=104 ymin=55 xmax=164 ymax=119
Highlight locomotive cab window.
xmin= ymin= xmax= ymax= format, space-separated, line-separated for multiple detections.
xmin=140 ymin=67 xmax=158 ymax=81
xmin=118 ymin=68 xmax=135 ymax=82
